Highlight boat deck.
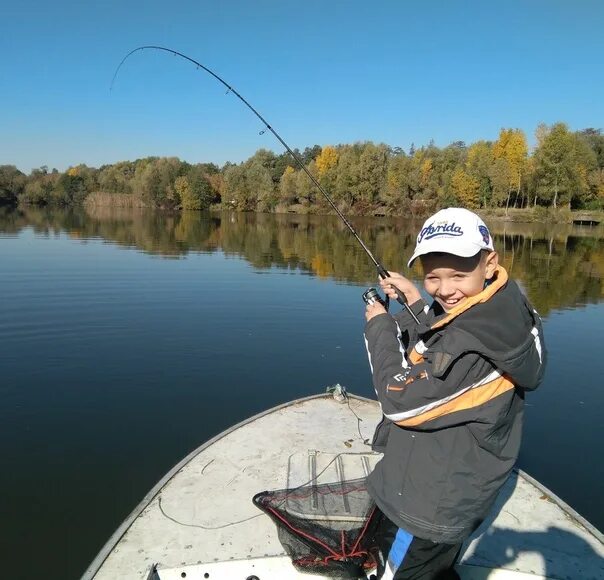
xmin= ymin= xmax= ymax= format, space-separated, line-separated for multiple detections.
xmin=83 ymin=394 xmax=604 ymax=579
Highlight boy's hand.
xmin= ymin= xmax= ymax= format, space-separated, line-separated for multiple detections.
xmin=365 ymin=301 xmax=387 ymax=321
xmin=379 ymin=272 xmax=422 ymax=306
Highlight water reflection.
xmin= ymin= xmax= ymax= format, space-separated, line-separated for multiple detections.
xmin=1 ymin=205 xmax=603 ymax=314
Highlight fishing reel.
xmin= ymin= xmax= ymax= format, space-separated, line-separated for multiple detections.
xmin=362 ymin=287 xmax=389 ymax=311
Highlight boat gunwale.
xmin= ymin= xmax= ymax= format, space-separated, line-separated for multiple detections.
xmin=513 ymin=468 xmax=603 ymax=544
xmin=81 ymin=392 xmax=603 ymax=579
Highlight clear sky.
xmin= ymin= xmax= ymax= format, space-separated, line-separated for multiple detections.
xmin=1 ymin=0 xmax=603 ymax=173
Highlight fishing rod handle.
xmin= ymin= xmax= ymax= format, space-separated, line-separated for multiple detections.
xmin=377 ymin=267 xmax=421 ymax=325
xmin=377 ymin=266 xmax=408 ymax=305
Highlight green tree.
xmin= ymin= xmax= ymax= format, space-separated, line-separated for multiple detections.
xmin=98 ymin=161 xmax=136 ymax=194
xmin=488 ymin=158 xmax=511 ymax=208
xmin=174 ymin=167 xmax=215 ymax=210
xmin=576 ymin=129 xmax=604 ymax=207
xmin=0 ymin=165 xmax=26 ymax=205
xmin=578 ymin=128 xmax=604 ymax=168
xmin=223 ymin=163 xmax=249 ymax=210
xmin=52 ymin=172 xmax=87 ymax=205
xmin=533 ymin=123 xmax=587 ymax=209
xmin=301 ymin=145 xmax=322 ymax=165
xmin=296 ymin=160 xmax=319 ymax=208
xmin=189 ymin=165 xmax=216 ymax=209
xmin=357 ymin=142 xmax=389 ymax=207
xmin=334 ymin=145 xmax=362 ymax=210
xmin=137 ymin=157 xmax=185 ymax=208
xmin=19 ymin=167 xmax=60 ymax=205
xmin=247 ymin=159 xmax=275 ymax=212
xmin=279 ymin=166 xmax=298 ymax=205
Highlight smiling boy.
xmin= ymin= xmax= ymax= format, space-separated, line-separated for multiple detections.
xmin=364 ymin=208 xmax=546 ymax=579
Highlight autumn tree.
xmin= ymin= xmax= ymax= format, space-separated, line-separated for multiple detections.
xmin=466 ymin=141 xmax=493 ymax=207
xmin=315 ymin=145 xmax=339 ymax=193
xmin=427 ymin=142 xmax=467 ymax=206
xmin=419 ymin=157 xmax=434 ymax=197
xmin=492 ymin=129 xmax=528 ymax=211
xmin=383 ymin=153 xmax=414 ymax=210
xmin=450 ymin=167 xmax=480 ymax=209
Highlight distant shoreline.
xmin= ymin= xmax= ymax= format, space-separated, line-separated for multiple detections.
xmin=79 ymin=192 xmax=604 ymax=226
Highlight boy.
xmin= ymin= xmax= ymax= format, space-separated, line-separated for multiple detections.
xmin=364 ymin=208 xmax=546 ymax=579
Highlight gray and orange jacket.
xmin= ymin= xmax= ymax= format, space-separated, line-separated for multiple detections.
xmin=364 ymin=266 xmax=546 ymax=543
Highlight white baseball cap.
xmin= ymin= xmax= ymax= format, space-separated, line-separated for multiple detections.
xmin=408 ymin=208 xmax=494 ymax=267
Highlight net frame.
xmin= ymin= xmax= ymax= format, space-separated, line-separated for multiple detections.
xmin=253 ymin=478 xmax=379 ymax=578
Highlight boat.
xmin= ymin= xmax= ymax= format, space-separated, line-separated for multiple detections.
xmin=81 ymin=390 xmax=604 ymax=579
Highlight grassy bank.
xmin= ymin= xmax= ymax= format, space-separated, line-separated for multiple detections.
xmin=480 ymin=207 xmax=604 ymax=224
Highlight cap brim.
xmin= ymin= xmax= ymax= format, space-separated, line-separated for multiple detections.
xmin=407 ymin=242 xmax=487 ymax=268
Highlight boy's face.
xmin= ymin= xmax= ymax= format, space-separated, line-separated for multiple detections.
xmin=420 ymin=251 xmax=499 ymax=312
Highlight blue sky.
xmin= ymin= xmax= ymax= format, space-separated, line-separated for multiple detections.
xmin=1 ymin=0 xmax=602 ymax=173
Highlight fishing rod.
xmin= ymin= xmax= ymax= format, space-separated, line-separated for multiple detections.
xmin=112 ymin=45 xmax=420 ymax=323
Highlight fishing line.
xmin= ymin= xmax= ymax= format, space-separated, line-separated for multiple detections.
xmin=112 ymin=45 xmax=419 ymax=323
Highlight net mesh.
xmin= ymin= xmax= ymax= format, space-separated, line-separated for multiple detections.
xmin=253 ymin=477 xmax=379 ymax=578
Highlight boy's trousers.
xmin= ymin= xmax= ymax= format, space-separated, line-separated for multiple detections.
xmin=373 ymin=507 xmax=463 ymax=580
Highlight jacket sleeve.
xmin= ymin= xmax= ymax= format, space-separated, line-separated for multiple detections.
xmin=364 ymin=313 xmax=510 ymax=431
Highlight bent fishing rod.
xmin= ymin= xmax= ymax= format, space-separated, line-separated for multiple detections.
xmin=112 ymin=45 xmax=420 ymax=323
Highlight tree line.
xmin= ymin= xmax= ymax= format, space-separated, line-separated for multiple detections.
xmin=1 ymin=123 xmax=603 ymax=215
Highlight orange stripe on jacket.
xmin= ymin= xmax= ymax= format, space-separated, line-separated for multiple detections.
xmin=409 ymin=349 xmax=424 ymax=364
xmin=394 ymin=375 xmax=515 ymax=427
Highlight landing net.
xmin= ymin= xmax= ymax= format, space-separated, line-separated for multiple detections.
xmin=253 ymin=478 xmax=379 ymax=578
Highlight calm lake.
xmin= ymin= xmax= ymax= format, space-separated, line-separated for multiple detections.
xmin=1 ymin=206 xmax=603 ymax=579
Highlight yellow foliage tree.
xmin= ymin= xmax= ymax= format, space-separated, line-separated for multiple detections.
xmin=492 ymin=129 xmax=528 ymax=211
xmin=420 ymin=159 xmax=433 ymax=189
xmin=451 ymin=167 xmax=480 ymax=209
xmin=174 ymin=176 xmax=192 ymax=208
xmin=315 ymin=146 xmax=338 ymax=176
